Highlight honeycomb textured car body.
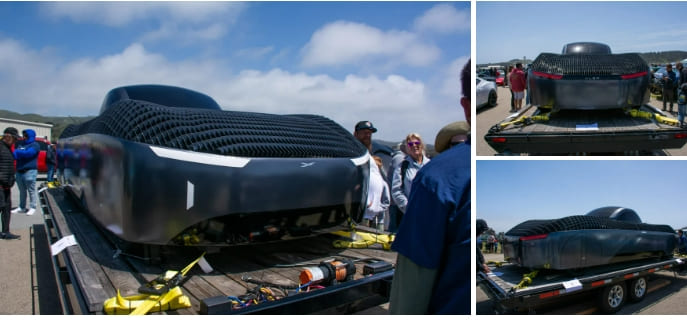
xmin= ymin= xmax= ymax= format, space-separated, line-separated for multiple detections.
xmin=58 ymin=85 xmax=369 ymax=246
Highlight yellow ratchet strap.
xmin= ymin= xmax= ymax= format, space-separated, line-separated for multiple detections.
xmin=103 ymin=287 xmax=191 ymax=315
xmin=629 ymin=109 xmax=680 ymax=127
xmin=514 ymin=270 xmax=539 ymax=290
xmin=331 ymin=230 xmax=395 ymax=250
xmin=486 ymin=260 xmax=506 ymax=268
xmin=103 ymin=252 xmax=206 ymax=315
xmin=498 ymin=114 xmax=550 ymax=130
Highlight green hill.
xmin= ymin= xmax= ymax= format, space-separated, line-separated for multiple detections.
xmin=0 ymin=109 xmax=94 ymax=142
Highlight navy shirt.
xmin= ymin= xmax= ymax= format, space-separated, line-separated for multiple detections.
xmin=391 ymin=139 xmax=471 ymax=314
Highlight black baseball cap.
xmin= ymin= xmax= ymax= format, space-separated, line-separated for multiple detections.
xmin=355 ymin=121 xmax=377 ymax=133
xmin=3 ymin=127 xmax=18 ymax=138
xmin=477 ymin=219 xmax=489 ymax=235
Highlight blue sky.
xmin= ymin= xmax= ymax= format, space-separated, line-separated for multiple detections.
xmin=0 ymin=2 xmax=470 ymax=142
xmin=477 ymin=1 xmax=687 ymax=64
xmin=477 ymin=160 xmax=687 ymax=234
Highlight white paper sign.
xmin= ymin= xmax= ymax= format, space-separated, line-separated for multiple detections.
xmin=562 ymin=279 xmax=582 ymax=293
xmin=51 ymin=235 xmax=78 ymax=255
xmin=576 ymin=123 xmax=599 ymax=131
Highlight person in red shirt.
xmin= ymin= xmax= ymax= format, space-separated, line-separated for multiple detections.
xmin=509 ymin=63 xmax=527 ymax=111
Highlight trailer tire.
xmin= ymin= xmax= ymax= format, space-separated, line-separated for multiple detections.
xmin=598 ymin=282 xmax=626 ymax=314
xmin=628 ymin=277 xmax=647 ymax=302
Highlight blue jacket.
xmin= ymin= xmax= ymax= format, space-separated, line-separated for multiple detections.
xmin=391 ymin=139 xmax=471 ymax=314
xmin=13 ymin=129 xmax=40 ymax=172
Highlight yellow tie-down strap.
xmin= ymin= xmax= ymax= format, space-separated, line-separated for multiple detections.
xmin=497 ymin=114 xmax=550 ymax=130
xmin=103 ymin=287 xmax=191 ymax=315
xmin=629 ymin=109 xmax=680 ymax=127
xmin=330 ymin=230 xmax=395 ymax=250
xmin=103 ymin=252 xmax=206 ymax=315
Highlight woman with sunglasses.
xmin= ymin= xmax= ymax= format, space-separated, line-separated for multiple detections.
xmin=391 ymin=133 xmax=430 ymax=220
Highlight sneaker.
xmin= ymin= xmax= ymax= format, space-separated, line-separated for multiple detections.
xmin=26 ymin=208 xmax=35 ymax=216
xmin=10 ymin=207 xmax=24 ymax=214
xmin=3 ymin=233 xmax=20 ymax=240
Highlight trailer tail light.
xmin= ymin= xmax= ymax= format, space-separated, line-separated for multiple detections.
xmin=491 ymin=137 xmax=507 ymax=143
xmin=620 ymin=71 xmax=648 ymax=80
xmin=520 ymin=234 xmax=548 ymax=241
xmin=532 ymin=71 xmax=563 ymax=80
xmin=539 ymin=290 xmax=560 ymax=299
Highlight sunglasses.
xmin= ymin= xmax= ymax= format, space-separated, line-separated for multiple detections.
xmin=407 ymin=141 xmax=422 ymax=147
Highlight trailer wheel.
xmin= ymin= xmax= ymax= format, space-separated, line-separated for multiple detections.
xmin=598 ymin=282 xmax=626 ymax=314
xmin=628 ymin=277 xmax=647 ymax=302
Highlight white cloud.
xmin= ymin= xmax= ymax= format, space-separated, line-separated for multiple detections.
xmin=39 ymin=2 xmax=245 ymax=43
xmin=414 ymin=4 xmax=470 ymax=34
xmin=301 ymin=21 xmax=440 ymax=68
xmin=140 ymin=22 xmax=229 ymax=45
xmin=442 ymin=56 xmax=471 ymax=98
xmin=0 ymin=38 xmax=459 ymax=142
xmin=235 ymin=46 xmax=275 ymax=59
xmin=40 ymin=2 xmax=244 ymax=26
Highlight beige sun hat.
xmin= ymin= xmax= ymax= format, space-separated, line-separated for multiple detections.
xmin=434 ymin=121 xmax=470 ymax=153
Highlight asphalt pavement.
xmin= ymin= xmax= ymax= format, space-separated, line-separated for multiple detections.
xmin=0 ymin=175 xmax=48 ymax=315
xmin=476 ymin=86 xmax=687 ymax=156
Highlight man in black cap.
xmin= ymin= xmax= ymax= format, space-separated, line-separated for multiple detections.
xmin=353 ymin=121 xmax=389 ymax=228
xmin=354 ymin=120 xmax=377 ymax=152
xmin=1 ymin=127 xmax=19 ymax=239
xmin=476 ymin=219 xmax=491 ymax=273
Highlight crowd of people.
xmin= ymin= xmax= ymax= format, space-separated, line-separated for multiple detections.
xmin=351 ymin=60 xmax=472 ymax=314
xmin=656 ymin=62 xmax=687 ymax=127
xmin=1 ymin=127 xmax=43 ymax=240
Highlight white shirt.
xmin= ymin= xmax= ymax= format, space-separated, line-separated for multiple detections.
xmin=365 ymin=159 xmax=390 ymax=220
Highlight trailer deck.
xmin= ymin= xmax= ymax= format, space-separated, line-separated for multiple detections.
xmin=484 ymin=104 xmax=687 ymax=154
xmin=38 ymin=187 xmax=396 ymax=315
xmin=478 ymin=257 xmax=684 ymax=314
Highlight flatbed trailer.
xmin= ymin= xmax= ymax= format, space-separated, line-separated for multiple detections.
xmin=484 ymin=104 xmax=687 ymax=155
xmin=477 ymin=257 xmax=685 ymax=314
xmin=36 ymin=187 xmax=396 ymax=315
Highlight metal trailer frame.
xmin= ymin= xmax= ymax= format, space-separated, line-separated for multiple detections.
xmin=36 ymin=187 xmax=396 ymax=315
xmin=484 ymin=104 xmax=687 ymax=154
xmin=200 ymin=270 xmax=393 ymax=314
xmin=478 ymin=257 xmax=683 ymax=314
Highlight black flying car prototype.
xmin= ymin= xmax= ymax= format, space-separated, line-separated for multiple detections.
xmin=502 ymin=206 xmax=675 ymax=271
xmin=58 ymin=85 xmax=370 ymax=246
xmin=528 ymin=42 xmax=651 ymax=111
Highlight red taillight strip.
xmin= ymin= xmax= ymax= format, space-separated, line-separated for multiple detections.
xmin=520 ymin=234 xmax=548 ymax=241
xmin=624 ymin=273 xmax=639 ymax=279
xmin=539 ymin=290 xmax=560 ymax=299
xmin=674 ymin=133 xmax=687 ymax=139
xmin=532 ymin=71 xmax=563 ymax=80
xmin=591 ymin=279 xmax=612 ymax=287
xmin=620 ymin=71 xmax=648 ymax=80
xmin=491 ymin=137 xmax=506 ymax=143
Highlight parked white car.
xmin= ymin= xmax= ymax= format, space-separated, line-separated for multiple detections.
xmin=476 ymin=77 xmax=497 ymax=109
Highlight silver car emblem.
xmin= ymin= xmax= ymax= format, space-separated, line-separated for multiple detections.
xmin=300 ymin=162 xmax=315 ymax=168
